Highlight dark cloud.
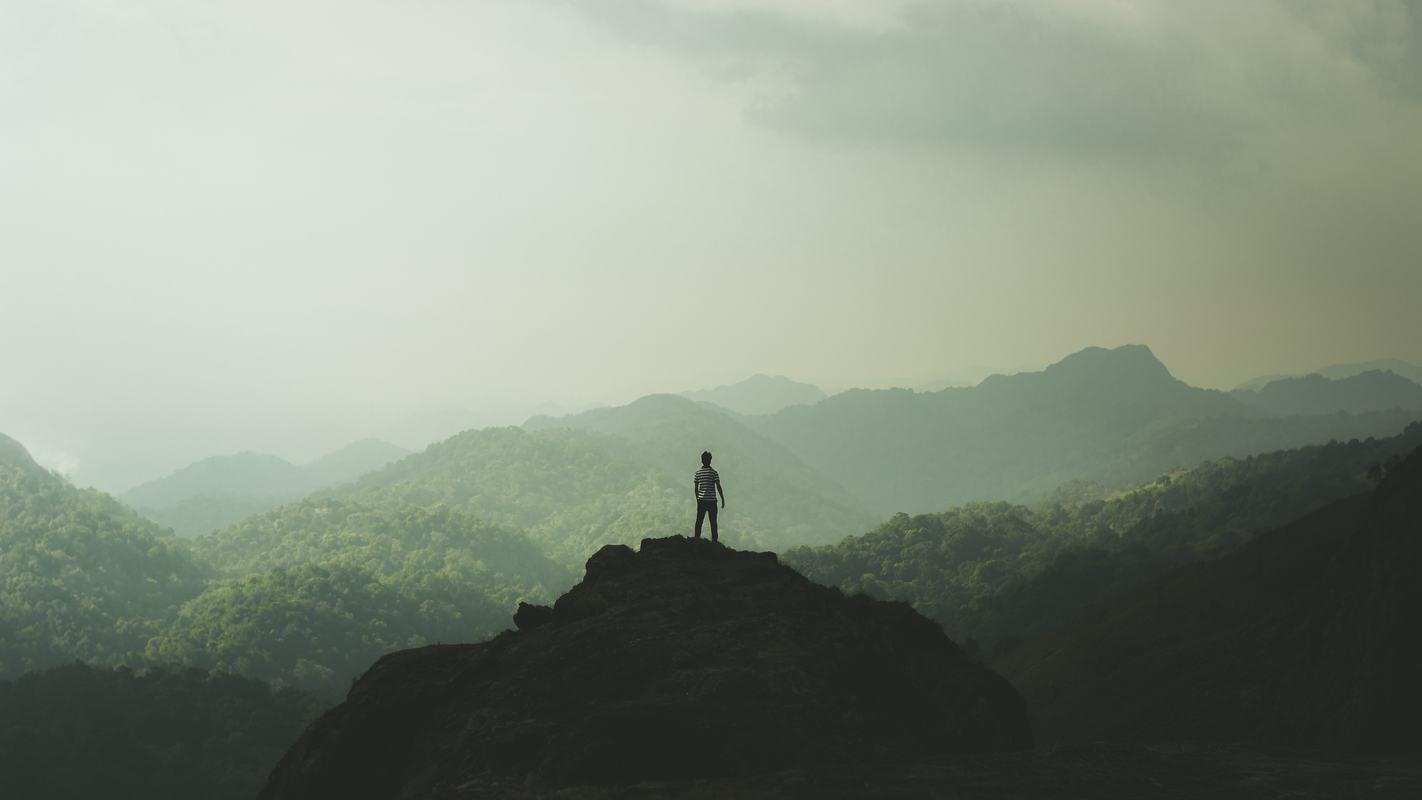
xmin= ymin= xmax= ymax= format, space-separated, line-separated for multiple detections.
xmin=580 ymin=1 xmax=1422 ymax=159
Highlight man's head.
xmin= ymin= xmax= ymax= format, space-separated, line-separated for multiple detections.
xmin=701 ymin=450 xmax=712 ymax=466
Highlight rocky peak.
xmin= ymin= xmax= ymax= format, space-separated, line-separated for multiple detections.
xmin=260 ymin=537 xmax=1030 ymax=799
xmin=1042 ymin=344 xmax=1176 ymax=385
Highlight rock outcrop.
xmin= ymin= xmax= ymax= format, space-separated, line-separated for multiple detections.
xmin=261 ymin=537 xmax=1030 ymax=799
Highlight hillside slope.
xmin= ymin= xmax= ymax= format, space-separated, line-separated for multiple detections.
xmin=1006 ymin=444 xmax=1422 ymax=749
xmin=0 ymin=434 xmax=208 ymax=677
xmin=122 ymin=440 xmax=408 ymax=536
xmin=786 ymin=422 xmax=1422 ymax=647
xmin=167 ymin=500 xmax=568 ymax=693
xmin=338 ymin=410 xmax=873 ymax=563
xmin=680 ymin=373 xmax=827 ymax=415
xmin=0 ymin=663 xmax=321 ymax=800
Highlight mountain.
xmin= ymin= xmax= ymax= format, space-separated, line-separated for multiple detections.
xmin=191 ymin=499 xmax=568 ymax=597
xmin=1005 ymin=442 xmax=1422 ymax=749
xmin=1 ymin=432 xmax=563 ymax=694
xmin=157 ymin=500 xmax=568 ymax=694
xmin=1236 ymin=358 xmax=1422 ymax=391
xmin=1316 ymin=358 xmax=1422 ymax=384
xmin=300 ymin=438 xmax=411 ymax=488
xmin=0 ymin=433 xmax=209 ymax=678
xmin=336 ymin=400 xmax=874 ymax=563
xmin=122 ymin=440 xmax=409 ymax=536
xmin=121 ymin=453 xmax=311 ymax=536
xmin=786 ymin=421 xmax=1422 ymax=648
xmin=146 ymin=561 xmax=511 ymax=694
xmin=749 ymin=344 xmax=1421 ymax=514
xmin=524 ymin=394 xmax=873 ymax=548
xmin=259 ymin=537 xmax=1030 ymax=798
xmin=1231 ymin=370 xmax=1422 ymax=416
xmin=680 ymin=373 xmax=827 ymax=415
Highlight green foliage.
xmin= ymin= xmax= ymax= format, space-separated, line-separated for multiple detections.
xmin=336 ymin=417 xmax=872 ymax=563
xmin=0 ymin=663 xmax=321 ymax=800
xmin=146 ymin=562 xmax=506 ymax=693
xmin=333 ymin=427 xmax=682 ymax=562
xmin=786 ymin=426 xmax=1422 ymax=648
xmin=193 ymin=499 xmax=570 ymax=608
xmin=1 ymin=440 xmax=566 ymax=695
xmin=158 ymin=499 xmax=569 ymax=693
xmin=526 ymin=395 xmax=875 ymax=551
xmin=0 ymin=463 xmax=209 ymax=678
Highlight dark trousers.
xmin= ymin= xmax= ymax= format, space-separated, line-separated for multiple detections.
xmin=695 ymin=499 xmax=719 ymax=542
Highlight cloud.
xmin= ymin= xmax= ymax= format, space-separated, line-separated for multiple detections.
xmin=579 ymin=0 xmax=1422 ymax=159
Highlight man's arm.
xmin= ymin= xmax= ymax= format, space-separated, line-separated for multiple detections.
xmin=716 ymin=479 xmax=725 ymax=507
xmin=693 ymin=478 xmax=699 ymax=500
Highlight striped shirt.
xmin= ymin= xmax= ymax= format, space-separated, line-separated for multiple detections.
xmin=694 ymin=466 xmax=719 ymax=501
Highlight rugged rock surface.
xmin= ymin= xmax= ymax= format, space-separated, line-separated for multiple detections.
xmin=260 ymin=537 xmax=1030 ymax=799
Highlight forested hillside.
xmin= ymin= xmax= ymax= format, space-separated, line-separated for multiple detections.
xmin=0 ymin=663 xmax=321 ymax=800
xmin=786 ymin=422 xmax=1422 ymax=652
xmin=337 ymin=413 xmax=873 ymax=563
xmin=146 ymin=562 xmax=509 ymax=692
xmin=1006 ymin=441 xmax=1422 ymax=748
xmin=750 ymin=345 xmax=1420 ymax=514
xmin=193 ymin=500 xmax=567 ymax=600
xmin=0 ymin=435 xmax=209 ymax=678
xmin=7 ymin=351 xmax=1421 ymax=707
xmin=0 ymin=432 xmax=567 ymax=694
xmin=526 ymin=394 xmax=874 ymax=546
xmin=121 ymin=439 xmax=408 ymax=536
xmin=160 ymin=499 xmax=571 ymax=690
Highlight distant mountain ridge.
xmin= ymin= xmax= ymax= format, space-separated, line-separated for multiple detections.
xmin=745 ymin=344 xmax=1419 ymax=514
xmin=680 ymin=373 xmax=827 ymax=415
xmin=121 ymin=439 xmax=409 ymax=536
xmin=1236 ymin=358 xmax=1422 ymax=391
xmin=1231 ymin=370 xmax=1422 ymax=416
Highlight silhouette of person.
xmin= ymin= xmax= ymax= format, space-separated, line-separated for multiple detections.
xmin=693 ymin=450 xmax=725 ymax=542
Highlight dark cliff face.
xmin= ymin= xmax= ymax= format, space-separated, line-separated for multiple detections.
xmin=260 ymin=538 xmax=1030 ymax=799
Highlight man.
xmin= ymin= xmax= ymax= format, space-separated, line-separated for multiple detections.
xmin=693 ymin=450 xmax=725 ymax=542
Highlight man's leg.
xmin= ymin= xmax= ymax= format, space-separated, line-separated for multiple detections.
xmin=708 ymin=504 xmax=718 ymax=543
xmin=695 ymin=502 xmax=706 ymax=539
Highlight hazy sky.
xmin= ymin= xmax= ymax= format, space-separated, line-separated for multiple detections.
xmin=3 ymin=0 xmax=1421 ymax=489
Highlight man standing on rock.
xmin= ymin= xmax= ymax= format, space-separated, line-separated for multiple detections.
xmin=693 ymin=450 xmax=725 ymax=543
